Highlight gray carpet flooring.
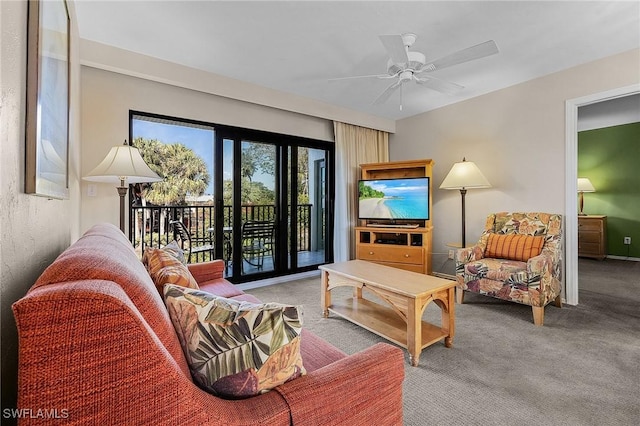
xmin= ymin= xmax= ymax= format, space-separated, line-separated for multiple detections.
xmin=247 ymin=259 xmax=640 ymax=425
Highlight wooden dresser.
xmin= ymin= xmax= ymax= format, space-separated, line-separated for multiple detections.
xmin=578 ymin=215 xmax=607 ymax=260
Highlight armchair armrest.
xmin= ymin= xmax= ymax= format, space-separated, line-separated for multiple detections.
xmin=188 ymin=259 xmax=225 ymax=283
xmin=455 ymin=245 xmax=483 ymax=263
xmin=275 ymin=342 xmax=405 ymax=426
xmin=455 ymin=245 xmax=485 ymax=276
xmin=527 ymin=247 xmax=562 ymax=306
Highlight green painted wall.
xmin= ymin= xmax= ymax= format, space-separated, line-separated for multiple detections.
xmin=578 ymin=122 xmax=640 ymax=258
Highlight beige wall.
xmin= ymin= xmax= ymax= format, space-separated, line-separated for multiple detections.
xmin=0 ymin=0 xmax=82 ymax=414
xmin=390 ymin=48 xmax=640 ymax=275
xmin=80 ymin=66 xmax=335 ymax=234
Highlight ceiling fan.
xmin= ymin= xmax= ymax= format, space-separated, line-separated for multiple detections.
xmin=330 ymin=33 xmax=499 ymax=110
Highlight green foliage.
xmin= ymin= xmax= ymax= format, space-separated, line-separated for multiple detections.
xmin=359 ymin=181 xmax=385 ymax=199
xmin=223 ymin=178 xmax=275 ymax=206
xmin=243 ymin=142 xmax=276 ymax=180
xmin=133 ymin=137 xmax=210 ymax=205
xmin=297 ymin=147 xmax=309 ymax=204
xmin=134 ymin=137 xmax=310 ymax=209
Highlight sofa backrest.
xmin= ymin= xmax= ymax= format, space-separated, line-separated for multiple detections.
xmin=478 ymin=212 xmax=563 ymax=254
xmin=31 ymin=223 xmax=190 ymax=377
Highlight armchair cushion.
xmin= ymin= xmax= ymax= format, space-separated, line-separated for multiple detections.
xmin=485 ymin=233 xmax=545 ymax=261
xmin=164 ymin=284 xmax=305 ymax=399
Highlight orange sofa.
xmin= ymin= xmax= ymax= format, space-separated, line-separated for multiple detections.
xmin=13 ymin=223 xmax=404 ymax=425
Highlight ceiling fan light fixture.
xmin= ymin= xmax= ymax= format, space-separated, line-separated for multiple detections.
xmin=399 ymin=70 xmax=413 ymax=82
xmin=387 ymin=51 xmax=426 ymax=75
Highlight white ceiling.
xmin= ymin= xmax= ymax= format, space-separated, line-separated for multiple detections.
xmin=74 ymin=1 xmax=640 ymax=121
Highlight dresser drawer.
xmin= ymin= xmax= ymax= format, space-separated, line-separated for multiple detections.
xmin=578 ymin=219 xmax=603 ymax=232
xmin=357 ymin=245 xmax=423 ymax=265
xmin=578 ymin=232 xmax=602 ymax=244
xmin=578 ymin=242 xmax=602 ymax=254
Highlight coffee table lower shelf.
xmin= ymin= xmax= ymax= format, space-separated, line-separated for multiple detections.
xmin=328 ymin=297 xmax=449 ymax=354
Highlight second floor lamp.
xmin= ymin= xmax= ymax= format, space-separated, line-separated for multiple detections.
xmin=440 ymin=158 xmax=491 ymax=248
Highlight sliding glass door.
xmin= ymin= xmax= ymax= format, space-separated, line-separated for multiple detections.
xmin=217 ymin=131 xmax=334 ymax=282
xmin=131 ymin=112 xmax=333 ymax=283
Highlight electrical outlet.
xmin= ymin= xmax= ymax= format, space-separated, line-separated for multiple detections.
xmin=448 ymin=249 xmax=455 ymax=260
xmin=624 ymin=237 xmax=631 ymax=245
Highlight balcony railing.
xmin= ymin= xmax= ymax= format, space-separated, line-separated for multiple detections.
xmin=131 ymin=204 xmax=312 ymax=263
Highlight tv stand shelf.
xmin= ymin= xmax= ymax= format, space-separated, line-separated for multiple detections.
xmin=366 ymin=223 xmax=420 ymax=229
xmin=356 ymin=226 xmax=432 ymax=274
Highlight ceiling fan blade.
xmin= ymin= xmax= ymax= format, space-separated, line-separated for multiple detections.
xmin=421 ymin=40 xmax=499 ymax=72
xmin=328 ymin=73 xmax=394 ymax=82
xmin=373 ymin=81 xmax=402 ymax=105
xmin=414 ymin=75 xmax=464 ymax=95
xmin=379 ymin=34 xmax=409 ymax=64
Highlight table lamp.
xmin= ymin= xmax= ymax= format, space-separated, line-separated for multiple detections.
xmin=84 ymin=141 xmax=162 ymax=233
xmin=440 ymin=158 xmax=491 ymax=248
xmin=577 ymin=177 xmax=596 ymax=216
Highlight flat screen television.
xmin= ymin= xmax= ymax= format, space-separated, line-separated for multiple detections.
xmin=358 ymin=177 xmax=430 ymax=221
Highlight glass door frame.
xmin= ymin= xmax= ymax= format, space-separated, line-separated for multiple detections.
xmin=215 ymin=127 xmax=334 ymax=283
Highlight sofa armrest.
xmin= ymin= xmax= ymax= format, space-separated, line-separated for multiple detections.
xmin=188 ymin=259 xmax=225 ymax=283
xmin=275 ymin=342 xmax=405 ymax=426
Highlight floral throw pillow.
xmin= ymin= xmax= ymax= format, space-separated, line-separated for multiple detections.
xmin=163 ymin=284 xmax=305 ymax=399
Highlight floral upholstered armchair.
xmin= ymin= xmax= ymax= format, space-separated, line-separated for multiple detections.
xmin=455 ymin=212 xmax=563 ymax=326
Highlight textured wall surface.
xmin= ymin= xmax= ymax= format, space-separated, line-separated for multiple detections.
xmin=0 ymin=0 xmax=81 ymax=417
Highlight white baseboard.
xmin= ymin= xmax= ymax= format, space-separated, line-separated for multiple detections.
xmin=605 ymin=255 xmax=640 ymax=262
xmin=236 ymin=270 xmax=321 ymax=291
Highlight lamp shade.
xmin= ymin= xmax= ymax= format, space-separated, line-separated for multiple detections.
xmin=577 ymin=177 xmax=596 ymax=192
xmin=440 ymin=158 xmax=491 ymax=190
xmin=84 ymin=144 xmax=162 ymax=184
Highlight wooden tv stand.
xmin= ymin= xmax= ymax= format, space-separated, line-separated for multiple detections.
xmin=357 ymin=159 xmax=433 ymax=274
xmin=355 ymin=226 xmax=432 ymax=274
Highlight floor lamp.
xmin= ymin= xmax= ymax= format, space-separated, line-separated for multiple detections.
xmin=440 ymin=158 xmax=491 ymax=248
xmin=84 ymin=141 xmax=162 ymax=233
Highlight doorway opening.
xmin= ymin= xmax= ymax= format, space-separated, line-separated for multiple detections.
xmin=564 ymin=84 xmax=640 ymax=305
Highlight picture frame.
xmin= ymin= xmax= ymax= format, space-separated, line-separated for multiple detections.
xmin=25 ymin=0 xmax=70 ymax=199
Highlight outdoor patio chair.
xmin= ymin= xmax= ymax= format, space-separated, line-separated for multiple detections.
xmin=241 ymin=220 xmax=275 ymax=273
xmin=169 ymin=220 xmax=215 ymax=263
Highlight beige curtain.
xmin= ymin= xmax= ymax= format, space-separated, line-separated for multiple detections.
xmin=333 ymin=121 xmax=389 ymax=261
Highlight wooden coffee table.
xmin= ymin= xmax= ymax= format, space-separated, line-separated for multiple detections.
xmin=319 ymin=260 xmax=456 ymax=366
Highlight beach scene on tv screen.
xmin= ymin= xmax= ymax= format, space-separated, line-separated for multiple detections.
xmin=359 ymin=178 xmax=429 ymax=219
